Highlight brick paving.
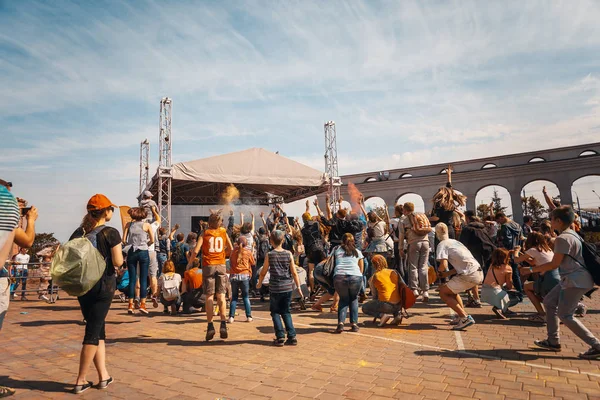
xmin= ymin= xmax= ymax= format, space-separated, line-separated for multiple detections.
xmin=1 ymin=291 xmax=599 ymax=399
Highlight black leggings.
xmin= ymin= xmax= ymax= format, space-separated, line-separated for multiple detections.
xmin=78 ymin=275 xmax=116 ymax=345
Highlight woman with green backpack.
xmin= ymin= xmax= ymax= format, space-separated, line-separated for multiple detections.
xmin=68 ymin=194 xmax=123 ymax=394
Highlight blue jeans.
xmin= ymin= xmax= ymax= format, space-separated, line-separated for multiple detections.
xmin=230 ymin=278 xmax=252 ymax=318
xmin=270 ymin=291 xmax=296 ymax=339
xmin=127 ymin=249 xmax=149 ymax=300
xmin=10 ymin=269 xmax=27 ymax=297
xmin=333 ymin=274 xmax=362 ymax=324
xmin=157 ymin=253 xmax=167 ymax=278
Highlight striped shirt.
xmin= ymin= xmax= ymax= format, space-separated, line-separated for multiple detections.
xmin=267 ymin=250 xmax=294 ymax=294
xmin=0 ymin=186 xmax=19 ymax=233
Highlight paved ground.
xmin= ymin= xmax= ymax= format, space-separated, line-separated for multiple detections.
xmin=1 ymin=290 xmax=600 ymax=400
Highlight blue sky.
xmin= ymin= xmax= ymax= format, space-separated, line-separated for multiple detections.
xmin=2 ymin=0 xmax=600 ymax=241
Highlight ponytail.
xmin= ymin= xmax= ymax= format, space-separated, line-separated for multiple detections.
xmin=341 ymin=233 xmax=358 ymax=257
xmin=80 ymin=209 xmax=107 ymax=234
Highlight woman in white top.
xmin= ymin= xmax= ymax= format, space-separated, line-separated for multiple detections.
xmin=158 ymin=260 xmax=182 ymax=316
xmin=514 ymin=232 xmax=559 ymax=322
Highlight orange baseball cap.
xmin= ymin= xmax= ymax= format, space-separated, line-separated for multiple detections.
xmin=87 ymin=194 xmax=118 ymax=211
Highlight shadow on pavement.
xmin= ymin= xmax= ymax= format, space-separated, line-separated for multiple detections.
xmin=108 ymin=336 xmax=273 ymax=347
xmin=0 ymin=376 xmax=70 ymax=393
xmin=18 ymin=320 xmax=139 ymax=327
xmin=415 ymin=348 xmax=582 ymax=361
xmin=22 ymin=305 xmax=80 ymax=312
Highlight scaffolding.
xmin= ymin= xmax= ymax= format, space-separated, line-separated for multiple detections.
xmin=158 ymin=97 xmax=173 ymax=230
xmin=139 ymin=139 xmax=150 ymax=195
xmin=324 ymin=121 xmax=341 ymax=211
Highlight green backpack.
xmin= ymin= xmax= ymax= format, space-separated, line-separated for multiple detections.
xmin=51 ymin=227 xmax=106 ymax=296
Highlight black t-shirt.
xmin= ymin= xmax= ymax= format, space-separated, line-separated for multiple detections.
xmin=69 ymin=226 xmax=122 ymax=276
xmin=302 ymin=221 xmax=324 ymax=252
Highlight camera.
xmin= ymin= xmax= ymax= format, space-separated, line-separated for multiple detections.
xmin=21 ymin=207 xmax=32 ymax=217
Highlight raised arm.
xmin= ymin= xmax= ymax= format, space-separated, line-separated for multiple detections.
xmin=313 ymin=199 xmax=325 ymax=218
xmin=240 ymin=212 xmax=245 ymax=226
xmin=542 ymin=186 xmax=558 ymax=211
xmin=324 ymin=194 xmax=333 ymax=219
xmin=305 ymin=199 xmax=310 ymax=214
xmin=250 ymin=212 xmax=255 ymax=232
xmin=151 ymin=206 xmax=161 ymax=225
xmin=260 ymin=212 xmax=268 ymax=231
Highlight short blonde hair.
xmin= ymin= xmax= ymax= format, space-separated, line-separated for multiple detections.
xmin=435 ymin=223 xmax=449 ymax=241
xmin=403 ymin=202 xmax=415 ymax=213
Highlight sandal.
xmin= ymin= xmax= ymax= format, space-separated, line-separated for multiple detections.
xmin=72 ymin=381 xmax=93 ymax=394
xmin=528 ymin=314 xmax=546 ymax=323
xmin=310 ymin=304 xmax=323 ymax=312
xmin=97 ymin=377 xmax=113 ymax=390
xmin=0 ymin=386 xmax=15 ymax=398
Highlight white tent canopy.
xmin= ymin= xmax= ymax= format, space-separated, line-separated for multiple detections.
xmin=149 ymin=148 xmax=327 ymax=205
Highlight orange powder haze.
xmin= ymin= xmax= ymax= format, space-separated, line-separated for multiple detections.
xmin=347 ymin=183 xmax=363 ymax=212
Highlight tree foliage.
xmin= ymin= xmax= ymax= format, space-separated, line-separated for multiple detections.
xmin=29 ymin=233 xmax=60 ymax=261
xmin=522 ymin=196 xmax=548 ymax=223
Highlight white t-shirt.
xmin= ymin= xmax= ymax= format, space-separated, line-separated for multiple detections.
xmin=436 ymin=239 xmax=480 ymax=275
xmin=524 ymin=248 xmax=553 ymax=266
xmin=147 ymin=221 xmax=160 ymax=252
xmin=14 ymin=253 xmax=30 ymax=270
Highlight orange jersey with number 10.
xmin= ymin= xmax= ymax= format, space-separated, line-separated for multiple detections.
xmin=202 ymin=227 xmax=228 ymax=266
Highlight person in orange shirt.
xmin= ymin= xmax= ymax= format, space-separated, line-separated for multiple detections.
xmin=362 ymin=255 xmax=406 ymax=326
xmin=190 ymin=211 xmax=233 ymax=341
xmin=228 ymin=236 xmax=255 ymax=323
xmin=182 ymin=259 xmax=203 ymax=314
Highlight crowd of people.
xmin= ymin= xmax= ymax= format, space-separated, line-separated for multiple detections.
xmin=1 ymin=168 xmax=599 ymax=396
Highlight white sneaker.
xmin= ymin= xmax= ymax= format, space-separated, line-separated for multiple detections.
xmin=39 ymin=295 xmax=49 ymax=302
xmin=449 ymin=315 xmax=460 ymax=325
xmin=378 ymin=314 xmax=392 ymax=327
xmin=227 ymin=317 xmax=234 ymax=324
xmin=247 ymin=317 xmax=253 ymax=322
xmin=412 ymin=289 xmax=419 ymax=297
xmin=390 ymin=315 xmax=403 ymax=325
xmin=422 ymin=291 xmax=429 ymax=303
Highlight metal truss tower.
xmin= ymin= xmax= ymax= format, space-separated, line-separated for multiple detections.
xmin=139 ymin=139 xmax=150 ymax=195
xmin=324 ymin=121 xmax=341 ymax=211
xmin=158 ymin=97 xmax=173 ymax=230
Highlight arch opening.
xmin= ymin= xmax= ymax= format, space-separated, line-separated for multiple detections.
xmin=482 ymin=163 xmax=497 ymax=169
xmin=521 ymin=180 xmax=559 ymax=223
xmin=399 ymin=173 xmax=413 ymax=178
xmin=364 ymin=196 xmax=386 ymax=213
xmin=364 ymin=177 xmax=377 ymax=183
xmin=579 ymin=150 xmax=598 ymax=157
xmin=396 ymin=193 xmax=425 ymax=214
xmin=475 ymin=185 xmax=513 ymax=219
xmin=571 ymin=175 xmax=600 ymax=230
xmin=528 ymin=157 xmax=546 ymax=163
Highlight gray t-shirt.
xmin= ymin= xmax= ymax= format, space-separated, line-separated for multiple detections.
xmin=554 ymin=229 xmax=594 ymax=290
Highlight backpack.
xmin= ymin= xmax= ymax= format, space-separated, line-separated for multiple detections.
xmin=320 ymin=246 xmax=339 ymax=284
xmin=564 ymin=232 xmax=600 ymax=286
xmin=257 ymin=237 xmax=270 ymax=261
xmin=50 ymin=227 xmax=107 ymax=297
xmin=161 ymin=274 xmax=180 ymax=301
xmin=171 ymin=242 xmax=185 ymax=264
xmin=283 ymin=234 xmax=294 ymax=254
xmin=409 ymin=213 xmax=432 ymax=236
